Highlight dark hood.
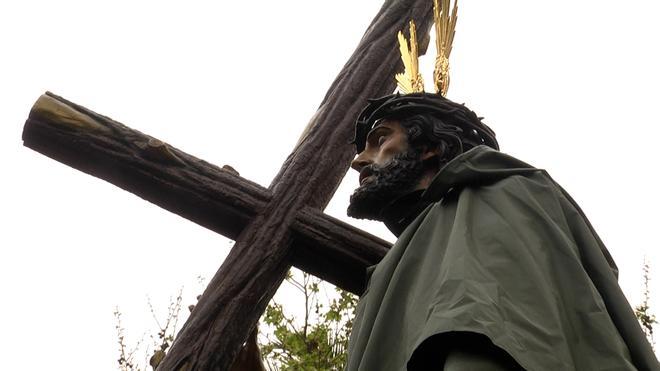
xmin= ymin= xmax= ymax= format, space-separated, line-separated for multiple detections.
xmin=382 ymin=145 xmax=538 ymax=236
xmin=421 ymin=145 xmax=540 ymax=202
xmin=387 ymin=145 xmax=619 ymax=277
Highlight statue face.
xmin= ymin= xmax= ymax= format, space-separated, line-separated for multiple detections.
xmin=351 ymin=120 xmax=410 ymax=175
xmin=347 ymin=120 xmax=426 ymax=220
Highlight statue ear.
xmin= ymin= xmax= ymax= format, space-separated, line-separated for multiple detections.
xmin=419 ymin=139 xmax=457 ymax=165
xmin=420 ymin=146 xmax=441 ymax=161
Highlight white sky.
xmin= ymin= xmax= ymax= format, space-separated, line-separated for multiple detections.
xmin=1 ymin=1 xmax=659 ymax=369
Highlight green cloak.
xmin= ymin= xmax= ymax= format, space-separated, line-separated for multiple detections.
xmin=345 ymin=146 xmax=658 ymax=371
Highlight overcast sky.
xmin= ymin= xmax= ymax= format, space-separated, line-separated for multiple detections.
xmin=1 ymin=1 xmax=659 ymax=369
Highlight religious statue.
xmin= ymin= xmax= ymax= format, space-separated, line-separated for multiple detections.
xmin=344 ymin=1 xmax=659 ymax=370
xmin=19 ymin=0 xmax=660 ymax=368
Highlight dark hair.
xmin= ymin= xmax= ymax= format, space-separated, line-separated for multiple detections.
xmin=352 ymin=93 xmax=499 ymax=162
xmin=398 ymin=113 xmax=466 ymax=165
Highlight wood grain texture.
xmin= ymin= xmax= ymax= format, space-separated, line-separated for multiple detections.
xmin=21 ymin=91 xmax=394 ymax=369
xmin=161 ymin=1 xmax=435 ymax=369
xmin=22 ymin=93 xmax=392 ymax=297
xmin=21 ymin=0 xmax=436 ymax=369
xmin=23 ymin=92 xmax=270 ymax=240
xmin=292 ymin=207 xmax=391 ymax=295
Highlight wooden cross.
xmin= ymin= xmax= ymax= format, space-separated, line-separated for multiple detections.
xmin=21 ymin=1 xmax=434 ymax=369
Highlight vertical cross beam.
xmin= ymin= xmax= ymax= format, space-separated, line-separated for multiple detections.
xmin=158 ymin=2 xmax=435 ymax=369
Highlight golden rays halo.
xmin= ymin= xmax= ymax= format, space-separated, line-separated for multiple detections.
xmin=395 ymin=0 xmax=459 ymax=96
xmin=433 ymin=0 xmax=458 ymax=96
xmin=396 ymin=21 xmax=425 ymax=94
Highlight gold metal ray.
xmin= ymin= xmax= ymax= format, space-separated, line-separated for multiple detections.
xmin=395 ymin=21 xmax=425 ymax=94
xmin=433 ymin=0 xmax=458 ymax=96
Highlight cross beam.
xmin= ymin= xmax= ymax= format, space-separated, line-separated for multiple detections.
xmin=21 ymin=1 xmax=435 ymax=369
xmin=22 ymin=92 xmax=390 ymax=293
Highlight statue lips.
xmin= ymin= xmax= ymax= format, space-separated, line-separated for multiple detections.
xmin=359 ymin=167 xmax=375 ymax=186
xmin=361 ymin=176 xmax=375 ymax=186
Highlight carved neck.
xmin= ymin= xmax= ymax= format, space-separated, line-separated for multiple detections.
xmin=380 ymin=189 xmax=428 ymax=237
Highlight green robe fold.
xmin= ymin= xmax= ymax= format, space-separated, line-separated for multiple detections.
xmin=345 ymin=146 xmax=658 ymax=371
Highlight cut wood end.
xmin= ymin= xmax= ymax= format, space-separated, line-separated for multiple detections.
xmin=142 ymin=137 xmax=184 ymax=166
xmin=30 ymin=94 xmax=108 ymax=132
xmin=222 ymin=165 xmax=240 ymax=176
xmin=148 ymin=138 xmax=165 ymax=147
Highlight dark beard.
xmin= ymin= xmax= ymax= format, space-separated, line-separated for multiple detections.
xmin=347 ymin=148 xmax=425 ymax=221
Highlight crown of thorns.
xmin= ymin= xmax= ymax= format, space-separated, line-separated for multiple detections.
xmin=352 ymin=0 xmax=498 ymax=153
xmin=352 ymin=93 xmax=499 ymax=153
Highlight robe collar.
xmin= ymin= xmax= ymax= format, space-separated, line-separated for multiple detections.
xmin=381 ymin=146 xmax=540 ymax=236
xmin=380 ymin=189 xmax=427 ymax=237
xmin=421 ymin=145 xmax=539 ymax=203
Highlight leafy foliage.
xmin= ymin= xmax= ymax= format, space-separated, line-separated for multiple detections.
xmin=114 ymin=273 xmax=357 ymax=370
xmin=114 ymin=308 xmax=141 ymax=371
xmin=114 ymin=288 xmax=184 ymax=371
xmin=260 ymin=270 xmax=358 ymax=371
xmin=635 ymin=258 xmax=657 ymax=349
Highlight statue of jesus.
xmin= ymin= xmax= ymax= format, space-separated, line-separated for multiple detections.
xmin=342 ymin=3 xmax=658 ymax=367
xmin=343 ymin=93 xmax=659 ymax=370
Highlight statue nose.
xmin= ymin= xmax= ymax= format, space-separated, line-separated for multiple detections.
xmin=351 ymin=155 xmax=371 ymax=172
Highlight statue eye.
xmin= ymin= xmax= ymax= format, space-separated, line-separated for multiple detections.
xmin=378 ymin=135 xmax=387 ymax=146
